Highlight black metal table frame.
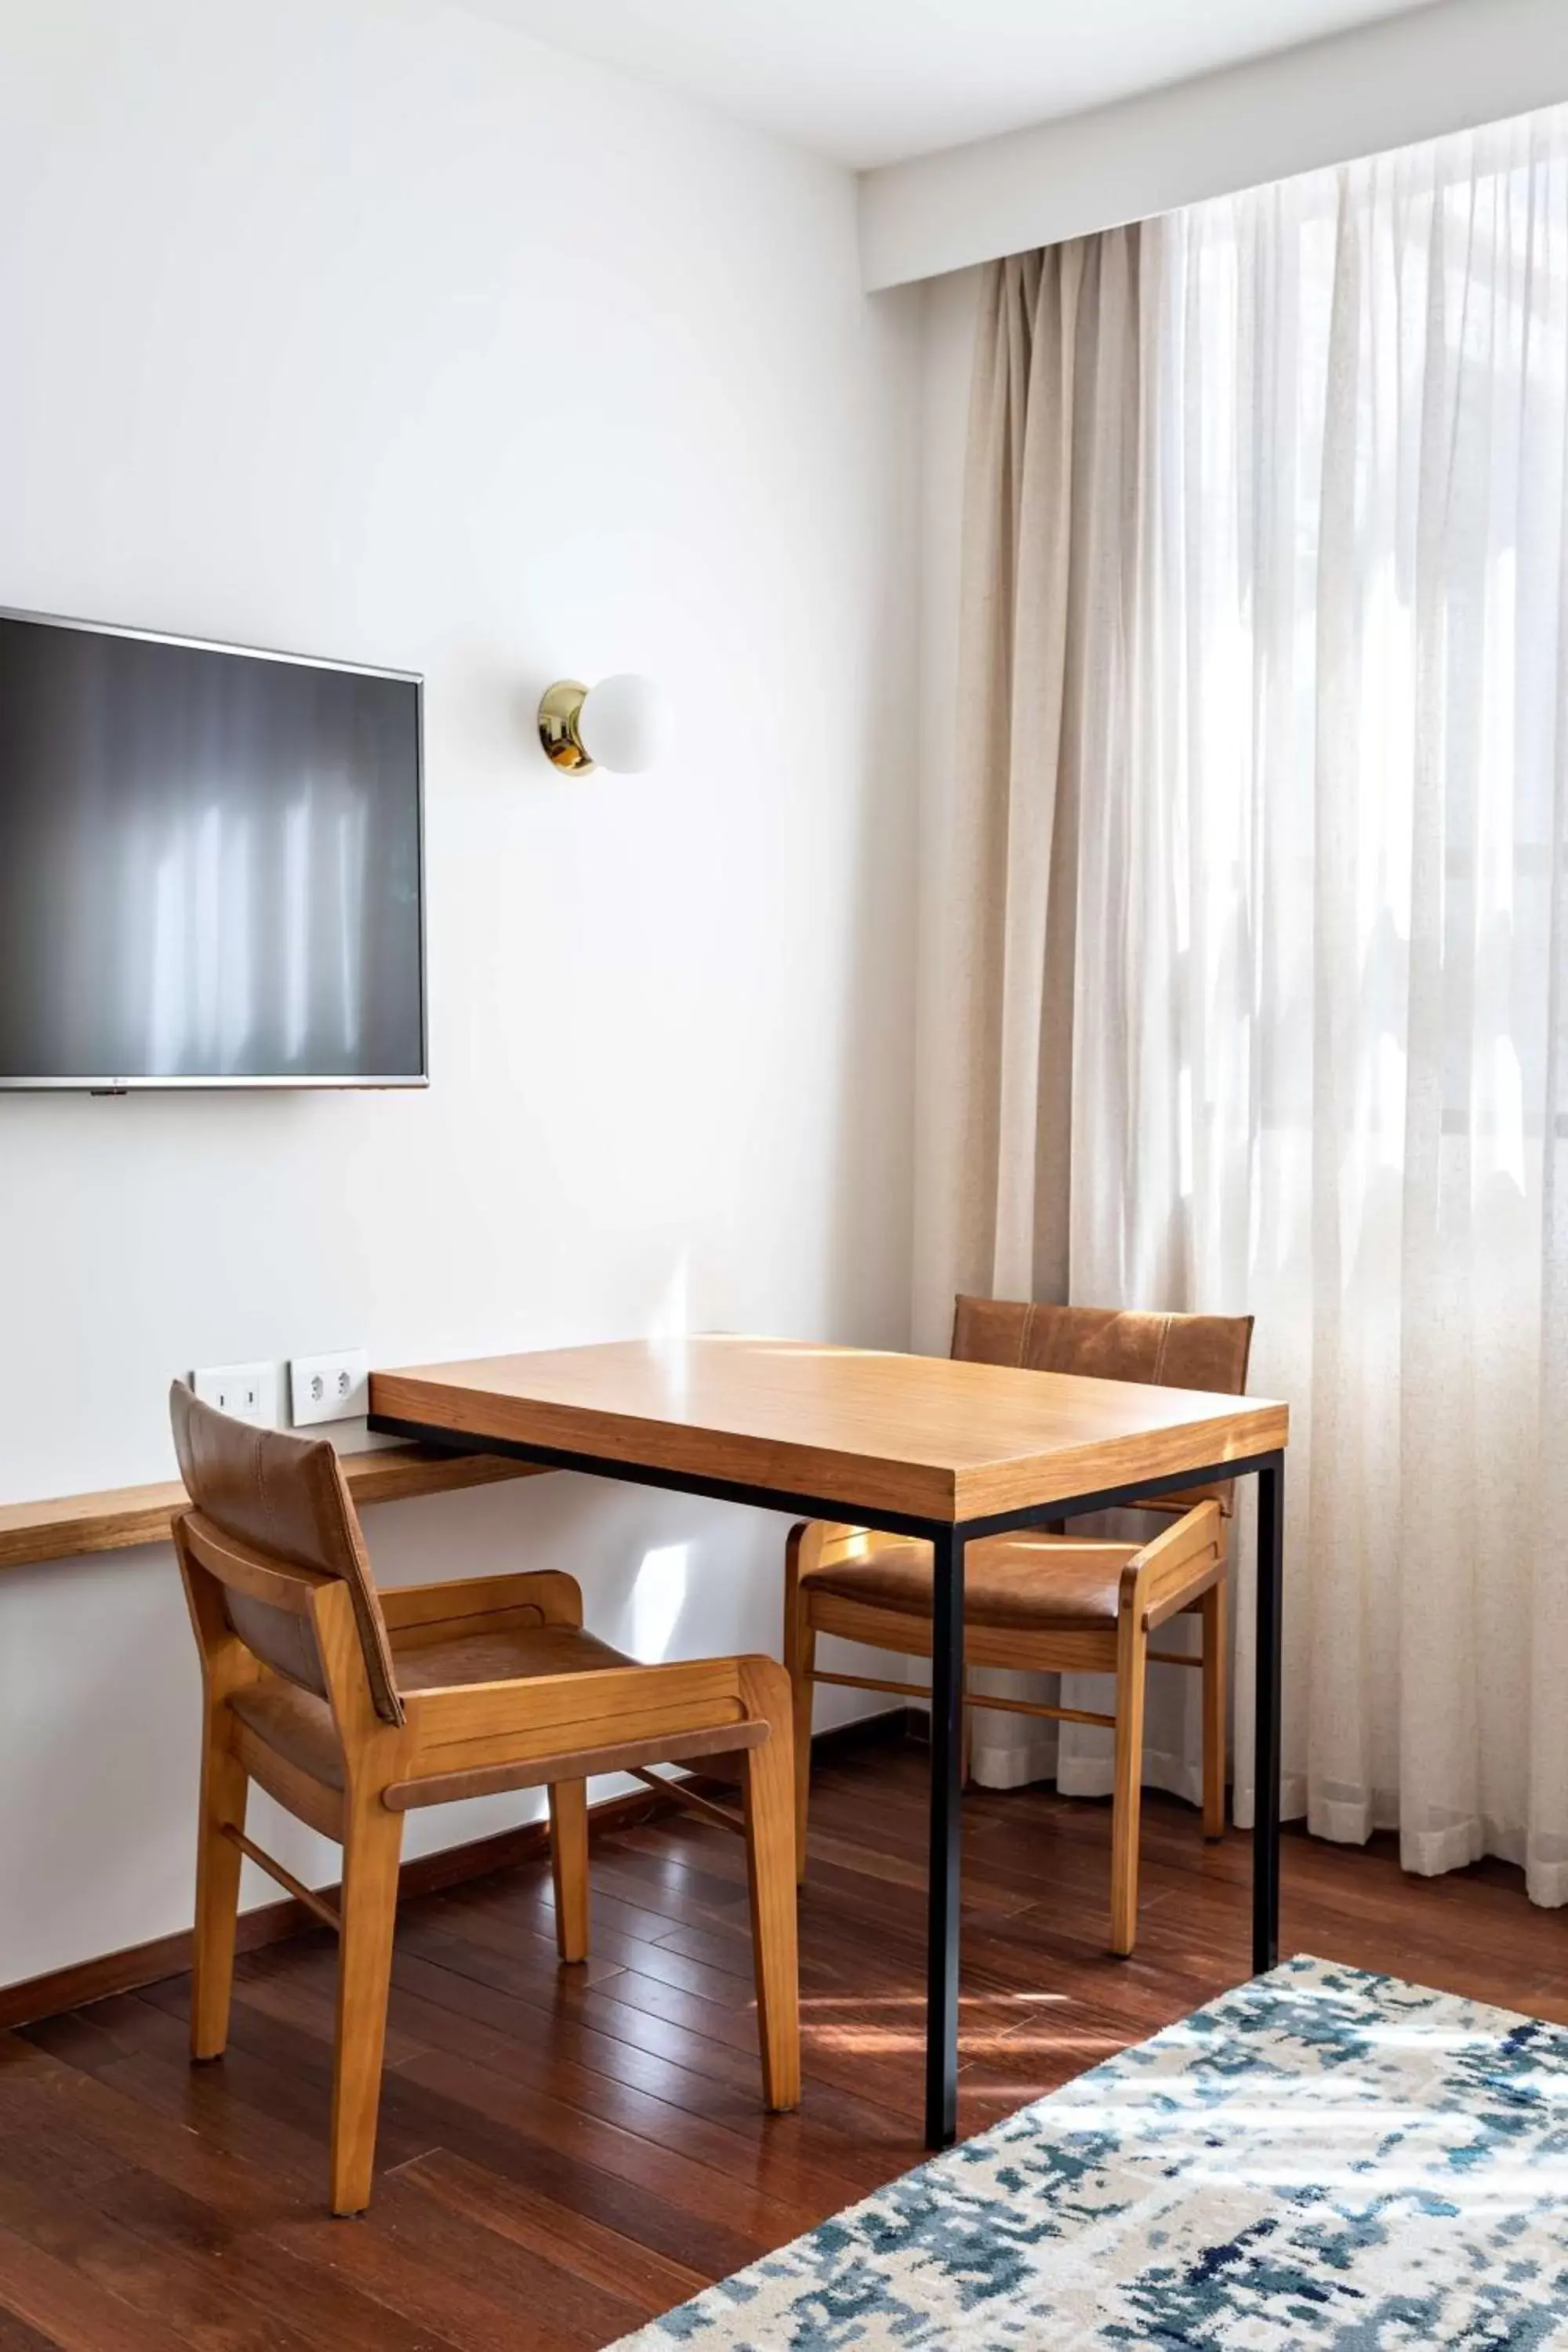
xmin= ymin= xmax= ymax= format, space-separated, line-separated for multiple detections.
xmin=371 ymin=1410 xmax=1285 ymax=2151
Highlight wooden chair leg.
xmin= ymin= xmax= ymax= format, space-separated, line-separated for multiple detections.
xmin=1200 ymin=1580 xmax=1227 ymax=1842
xmin=782 ymin=1537 xmax=816 ymax=1886
xmin=329 ymin=1798 xmax=405 ymax=2217
xmin=1109 ymin=1606 xmax=1149 ymax=1958
xmin=191 ymin=1719 xmax=248 ymax=2061
xmin=739 ymin=1661 xmax=800 ymax=2111
xmin=549 ymin=1778 xmax=590 ymax=1962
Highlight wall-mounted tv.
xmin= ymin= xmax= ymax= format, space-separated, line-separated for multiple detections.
xmin=0 ymin=609 xmax=426 ymax=1090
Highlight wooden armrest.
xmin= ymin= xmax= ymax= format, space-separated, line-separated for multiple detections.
xmin=401 ymin=1654 xmax=769 ymax=1777
xmin=381 ymin=1568 xmax=580 ymax=1637
xmin=1120 ymin=1501 xmax=1224 ymax=1630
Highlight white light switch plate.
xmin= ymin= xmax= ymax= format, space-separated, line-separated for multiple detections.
xmin=290 ymin=1347 xmax=370 ymax=1428
xmin=192 ymin=1361 xmax=279 ymax=1425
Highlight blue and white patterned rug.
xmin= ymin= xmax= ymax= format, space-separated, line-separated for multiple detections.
xmin=608 ymin=1956 xmax=1568 ymax=2348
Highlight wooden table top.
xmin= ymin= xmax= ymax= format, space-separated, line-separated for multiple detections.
xmin=370 ymin=1336 xmax=1287 ymax=1525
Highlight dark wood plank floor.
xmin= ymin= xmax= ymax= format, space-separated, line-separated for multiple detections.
xmin=3 ymin=1736 xmax=1565 ymax=2350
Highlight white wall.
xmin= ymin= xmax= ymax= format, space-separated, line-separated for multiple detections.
xmin=910 ymin=266 xmax=981 ymax=1358
xmin=861 ymin=0 xmax=1568 ymax=289
xmin=0 ymin=0 xmax=921 ymax=1990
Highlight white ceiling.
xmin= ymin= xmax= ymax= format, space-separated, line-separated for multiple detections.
xmin=460 ymin=0 xmax=1445 ymax=170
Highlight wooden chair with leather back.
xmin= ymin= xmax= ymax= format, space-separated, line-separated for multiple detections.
xmin=169 ymin=1381 xmax=799 ymax=2216
xmin=784 ymin=1299 xmax=1254 ymax=1957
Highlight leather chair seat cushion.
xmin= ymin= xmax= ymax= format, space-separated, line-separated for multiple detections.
xmin=808 ymin=1534 xmax=1140 ymax=1631
xmin=391 ymin=1621 xmax=633 ymax=1690
xmin=227 ymin=1621 xmax=639 ymax=1791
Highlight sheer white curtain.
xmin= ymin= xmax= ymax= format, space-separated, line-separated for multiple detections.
xmin=936 ymin=105 xmax=1568 ymax=1904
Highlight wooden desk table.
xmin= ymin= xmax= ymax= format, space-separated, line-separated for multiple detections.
xmin=369 ymin=1334 xmax=1288 ymax=2148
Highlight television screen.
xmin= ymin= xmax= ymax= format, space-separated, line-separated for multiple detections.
xmin=0 ymin=611 xmax=425 ymax=1087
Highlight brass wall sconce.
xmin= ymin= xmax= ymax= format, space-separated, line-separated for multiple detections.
xmin=537 ymin=673 xmax=670 ymax=775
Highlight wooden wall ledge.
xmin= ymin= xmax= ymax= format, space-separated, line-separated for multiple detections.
xmin=0 ymin=1446 xmax=547 ymax=1573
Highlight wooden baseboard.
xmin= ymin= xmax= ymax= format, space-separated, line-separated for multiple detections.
xmin=0 ymin=1791 xmax=662 ymax=2031
xmin=0 ymin=1707 xmax=916 ymax=2033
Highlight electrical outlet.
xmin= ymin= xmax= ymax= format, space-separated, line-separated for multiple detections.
xmin=290 ymin=1347 xmax=370 ymax=1428
xmin=192 ymin=1361 xmax=279 ymax=1425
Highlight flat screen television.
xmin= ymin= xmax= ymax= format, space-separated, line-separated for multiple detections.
xmin=0 ymin=609 xmax=426 ymax=1089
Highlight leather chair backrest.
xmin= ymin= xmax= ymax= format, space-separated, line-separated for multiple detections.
xmin=169 ymin=1380 xmax=403 ymax=1722
xmin=951 ymin=1298 xmax=1254 ymax=1512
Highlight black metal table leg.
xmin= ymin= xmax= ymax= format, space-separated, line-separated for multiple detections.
xmin=1253 ymin=1454 xmax=1284 ymax=1973
xmin=924 ymin=1525 xmax=965 ymax=2149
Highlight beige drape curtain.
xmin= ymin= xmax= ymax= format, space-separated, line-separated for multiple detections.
xmin=922 ymin=234 xmax=1176 ymax=1796
xmin=938 ymin=235 xmax=1145 ymax=1316
xmin=923 ymin=105 xmax=1568 ymax=1901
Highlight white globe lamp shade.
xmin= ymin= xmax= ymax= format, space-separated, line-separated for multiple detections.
xmin=576 ymin=673 xmax=670 ymax=775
